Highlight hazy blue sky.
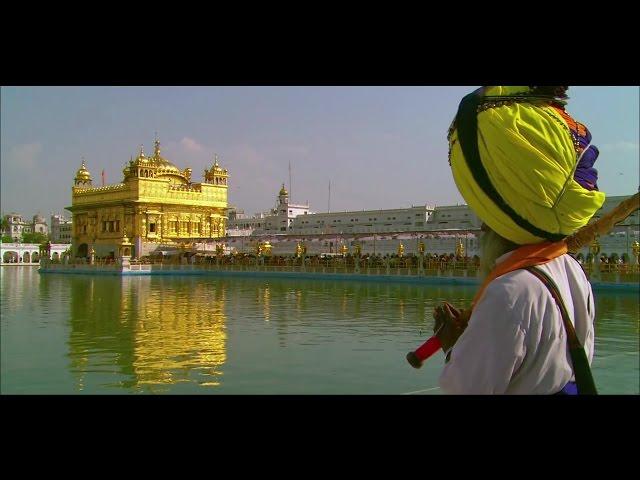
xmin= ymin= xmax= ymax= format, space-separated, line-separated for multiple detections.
xmin=1 ymin=86 xmax=638 ymax=220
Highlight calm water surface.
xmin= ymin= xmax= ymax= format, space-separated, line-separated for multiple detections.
xmin=1 ymin=267 xmax=638 ymax=394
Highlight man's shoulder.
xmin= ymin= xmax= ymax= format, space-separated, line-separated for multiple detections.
xmin=486 ymin=254 xmax=590 ymax=304
xmin=491 ymin=267 xmax=546 ymax=290
xmin=474 ymin=270 xmax=547 ymax=331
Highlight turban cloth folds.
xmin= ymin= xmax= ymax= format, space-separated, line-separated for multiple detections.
xmin=449 ymin=86 xmax=605 ymax=245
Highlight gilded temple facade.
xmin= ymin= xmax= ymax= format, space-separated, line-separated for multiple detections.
xmin=66 ymin=139 xmax=228 ymax=258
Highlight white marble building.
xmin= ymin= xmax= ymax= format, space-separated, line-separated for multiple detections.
xmin=227 ymin=184 xmax=311 ymax=236
xmin=2 ymin=213 xmax=48 ymax=241
xmin=50 ymin=214 xmax=73 ymax=243
xmin=223 ymin=188 xmax=637 ymax=260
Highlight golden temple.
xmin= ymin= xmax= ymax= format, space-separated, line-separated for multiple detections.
xmin=66 ymin=138 xmax=228 ymax=259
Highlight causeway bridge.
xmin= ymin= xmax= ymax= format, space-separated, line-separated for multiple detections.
xmin=0 ymin=242 xmax=71 ymax=265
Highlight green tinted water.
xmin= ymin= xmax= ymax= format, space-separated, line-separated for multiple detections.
xmin=1 ymin=267 xmax=638 ymax=394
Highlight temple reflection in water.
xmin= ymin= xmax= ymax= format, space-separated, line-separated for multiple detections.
xmin=12 ymin=271 xmax=638 ymax=393
xmin=66 ymin=275 xmax=227 ymax=391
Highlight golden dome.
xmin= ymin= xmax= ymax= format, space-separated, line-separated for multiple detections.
xmin=75 ymin=159 xmax=92 ymax=182
xmin=126 ymin=139 xmax=185 ymax=182
xmin=150 ymin=139 xmax=184 ymax=177
xmin=211 ymin=154 xmax=226 ymax=173
xmin=154 ymin=156 xmax=181 ymax=174
xmin=135 ymin=145 xmax=148 ymax=163
xmin=204 ymin=154 xmax=228 ymax=183
xmin=279 ymin=184 xmax=288 ymax=196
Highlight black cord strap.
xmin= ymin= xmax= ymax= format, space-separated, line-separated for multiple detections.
xmin=525 ymin=266 xmax=598 ymax=395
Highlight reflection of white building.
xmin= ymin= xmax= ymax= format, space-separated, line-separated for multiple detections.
xmin=51 ymin=214 xmax=73 ymax=243
xmin=2 ymin=213 xmax=48 ymax=241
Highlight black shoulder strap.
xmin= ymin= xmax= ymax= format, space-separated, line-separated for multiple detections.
xmin=525 ymin=266 xmax=598 ymax=395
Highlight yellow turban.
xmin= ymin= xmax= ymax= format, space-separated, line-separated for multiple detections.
xmin=449 ymin=86 xmax=605 ymax=245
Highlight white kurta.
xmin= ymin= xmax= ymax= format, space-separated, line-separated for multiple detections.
xmin=439 ymin=253 xmax=595 ymax=395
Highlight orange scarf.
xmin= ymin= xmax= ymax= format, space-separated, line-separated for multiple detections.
xmin=471 ymin=241 xmax=568 ymax=307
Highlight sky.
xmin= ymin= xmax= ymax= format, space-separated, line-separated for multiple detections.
xmin=1 ymin=86 xmax=638 ymax=221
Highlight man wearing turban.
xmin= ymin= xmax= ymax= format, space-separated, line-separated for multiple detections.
xmin=437 ymin=86 xmax=604 ymax=394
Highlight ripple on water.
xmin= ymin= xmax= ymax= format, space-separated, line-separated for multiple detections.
xmin=1 ymin=270 xmax=638 ymax=394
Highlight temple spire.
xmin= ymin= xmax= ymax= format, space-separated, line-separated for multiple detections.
xmin=74 ymin=156 xmax=92 ymax=186
xmin=154 ymin=133 xmax=160 ymax=157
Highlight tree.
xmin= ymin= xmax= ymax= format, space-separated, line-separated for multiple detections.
xmin=2 ymin=235 xmax=13 ymax=243
xmin=22 ymin=232 xmax=49 ymax=244
xmin=0 ymin=216 xmax=8 ymax=235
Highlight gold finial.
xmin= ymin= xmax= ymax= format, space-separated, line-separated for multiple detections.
xmin=154 ymin=135 xmax=160 ymax=157
xmin=139 ymin=145 xmax=145 ymax=158
xmin=279 ymin=183 xmax=288 ymax=196
xmin=75 ymin=157 xmax=92 ymax=183
xmin=214 ymin=153 xmax=219 ymax=167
